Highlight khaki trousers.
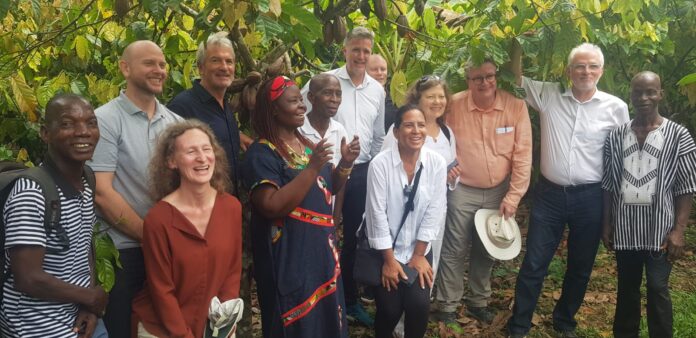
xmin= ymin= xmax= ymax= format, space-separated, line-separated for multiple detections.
xmin=435 ymin=180 xmax=508 ymax=312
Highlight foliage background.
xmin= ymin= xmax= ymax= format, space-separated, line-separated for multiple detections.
xmin=2 ymin=1 xmax=695 ymax=337
xmin=1 ymin=0 xmax=695 ymax=163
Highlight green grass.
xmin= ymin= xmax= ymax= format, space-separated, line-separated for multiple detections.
xmin=638 ymin=290 xmax=696 ymax=337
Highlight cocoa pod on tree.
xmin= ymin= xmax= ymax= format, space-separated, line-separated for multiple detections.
xmin=333 ymin=17 xmax=347 ymax=44
xmin=245 ymin=71 xmax=263 ymax=86
xmin=323 ymin=21 xmax=334 ymax=46
xmin=267 ymin=57 xmax=286 ymax=77
xmin=373 ymin=0 xmax=387 ymax=21
xmin=283 ymin=52 xmax=292 ymax=74
xmin=241 ymin=84 xmax=258 ymax=112
xmin=360 ymin=0 xmax=371 ymax=18
xmin=114 ymin=0 xmax=129 ymax=19
xmin=414 ymin=0 xmax=424 ymax=16
xmin=396 ymin=15 xmax=409 ymax=37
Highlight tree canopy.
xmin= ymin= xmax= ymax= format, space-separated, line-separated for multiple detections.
xmin=1 ymin=0 xmax=696 ymax=163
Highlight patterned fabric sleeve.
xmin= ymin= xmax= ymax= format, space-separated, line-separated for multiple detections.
xmin=601 ymin=126 xmax=622 ymax=192
xmin=674 ymin=126 xmax=696 ymax=196
xmin=243 ymin=141 xmax=284 ymax=192
xmin=3 ymin=178 xmax=47 ymax=248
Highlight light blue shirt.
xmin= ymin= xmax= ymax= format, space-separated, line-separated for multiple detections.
xmin=89 ymin=91 xmax=183 ymax=249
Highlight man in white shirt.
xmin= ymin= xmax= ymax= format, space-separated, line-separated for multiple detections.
xmin=299 ymin=73 xmax=350 ymax=167
xmin=507 ymin=43 xmax=629 ymax=338
xmin=301 ymin=26 xmax=386 ymax=327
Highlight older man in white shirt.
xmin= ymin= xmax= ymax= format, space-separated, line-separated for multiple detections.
xmin=301 ymin=26 xmax=386 ymax=327
xmin=507 ymin=43 xmax=629 ymax=338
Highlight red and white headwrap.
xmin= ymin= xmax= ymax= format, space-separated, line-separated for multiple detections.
xmin=268 ymin=76 xmax=296 ymax=101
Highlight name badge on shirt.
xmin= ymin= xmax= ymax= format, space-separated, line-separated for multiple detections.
xmin=496 ymin=127 xmax=514 ymax=134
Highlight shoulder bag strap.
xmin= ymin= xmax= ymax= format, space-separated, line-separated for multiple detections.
xmin=391 ymin=163 xmax=424 ymax=247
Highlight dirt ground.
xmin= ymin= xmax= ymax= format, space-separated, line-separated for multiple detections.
xmin=248 ymin=203 xmax=696 ymax=337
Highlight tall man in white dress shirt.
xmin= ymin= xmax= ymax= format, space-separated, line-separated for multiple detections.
xmin=301 ymin=26 xmax=386 ymax=326
xmin=507 ymin=43 xmax=629 ymax=338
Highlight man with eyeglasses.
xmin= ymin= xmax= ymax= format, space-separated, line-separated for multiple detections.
xmin=432 ymin=59 xmax=532 ymax=325
xmin=301 ymin=26 xmax=386 ymax=327
xmin=507 ymin=43 xmax=629 ymax=338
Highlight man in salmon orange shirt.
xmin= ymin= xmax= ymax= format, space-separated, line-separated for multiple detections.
xmin=432 ymin=59 xmax=532 ymax=325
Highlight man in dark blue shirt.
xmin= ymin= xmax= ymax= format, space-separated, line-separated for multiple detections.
xmin=168 ymin=32 xmax=252 ymax=195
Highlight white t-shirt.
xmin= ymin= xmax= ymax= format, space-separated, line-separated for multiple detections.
xmin=299 ymin=117 xmax=350 ymax=167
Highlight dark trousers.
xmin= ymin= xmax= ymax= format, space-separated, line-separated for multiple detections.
xmin=103 ymin=247 xmax=145 ymax=338
xmin=614 ymin=250 xmax=673 ymax=338
xmin=374 ymin=255 xmax=432 ymax=338
xmin=508 ymin=178 xmax=603 ymax=334
xmin=340 ymin=162 xmax=369 ymax=306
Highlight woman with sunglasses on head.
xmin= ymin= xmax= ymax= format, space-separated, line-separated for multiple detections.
xmin=382 ymin=75 xmax=461 ymax=278
xmin=243 ymin=76 xmax=360 ymax=338
xmin=366 ymin=104 xmax=448 ymax=338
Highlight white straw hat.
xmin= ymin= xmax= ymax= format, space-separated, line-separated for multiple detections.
xmin=474 ymin=209 xmax=522 ymax=260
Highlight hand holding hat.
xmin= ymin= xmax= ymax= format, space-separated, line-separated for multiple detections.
xmin=474 ymin=209 xmax=522 ymax=260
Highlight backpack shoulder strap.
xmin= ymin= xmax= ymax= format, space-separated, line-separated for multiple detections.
xmin=440 ymin=124 xmax=451 ymax=143
xmin=82 ymin=165 xmax=96 ymax=192
xmin=21 ymin=167 xmax=61 ymax=230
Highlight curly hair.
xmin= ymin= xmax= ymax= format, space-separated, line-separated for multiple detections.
xmin=405 ymin=75 xmax=452 ymax=129
xmin=252 ymin=78 xmax=312 ymax=161
xmin=149 ymin=119 xmax=230 ymax=201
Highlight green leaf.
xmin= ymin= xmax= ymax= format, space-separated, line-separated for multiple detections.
xmin=0 ymin=0 xmax=11 ymax=21
xmin=283 ymin=3 xmax=321 ymax=36
xmin=142 ymin=0 xmax=167 ymax=20
xmin=74 ymin=35 xmax=90 ymax=62
xmin=256 ymin=0 xmax=270 ymax=13
xmin=390 ymin=70 xmax=408 ymax=107
xmin=10 ymin=74 xmax=39 ymax=122
xmin=677 ymin=73 xmax=696 ymax=86
xmin=256 ymin=14 xmax=284 ymax=41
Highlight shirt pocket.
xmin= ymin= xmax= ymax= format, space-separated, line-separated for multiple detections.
xmin=494 ymin=128 xmax=515 ymax=155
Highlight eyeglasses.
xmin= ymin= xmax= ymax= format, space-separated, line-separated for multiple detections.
xmin=571 ymin=63 xmax=602 ymax=71
xmin=467 ymin=73 xmax=497 ymax=84
xmin=416 ymin=75 xmax=441 ymax=90
xmin=268 ymin=76 xmax=295 ymax=101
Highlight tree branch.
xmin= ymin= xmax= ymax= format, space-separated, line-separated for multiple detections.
xmin=231 ymin=22 xmax=257 ymax=70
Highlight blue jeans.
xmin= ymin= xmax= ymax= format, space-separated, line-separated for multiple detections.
xmin=508 ymin=178 xmax=603 ymax=334
xmin=614 ymin=250 xmax=672 ymax=338
xmin=93 ymin=318 xmax=108 ymax=338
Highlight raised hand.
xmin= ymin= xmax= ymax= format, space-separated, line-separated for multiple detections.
xmin=308 ymin=138 xmax=333 ymax=171
xmin=340 ymin=135 xmax=360 ymax=165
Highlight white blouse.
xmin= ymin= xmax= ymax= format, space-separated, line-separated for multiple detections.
xmin=365 ymin=147 xmax=447 ymax=264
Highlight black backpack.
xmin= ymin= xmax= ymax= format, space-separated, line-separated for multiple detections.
xmin=0 ymin=161 xmax=96 ymax=299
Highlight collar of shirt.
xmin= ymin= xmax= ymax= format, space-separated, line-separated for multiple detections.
xmin=467 ymin=89 xmax=505 ymax=113
xmin=335 ymin=65 xmax=377 ymax=89
xmin=191 ymin=79 xmax=221 ymax=105
xmin=561 ymin=86 xmax=610 ymax=104
xmin=389 ymin=146 xmax=424 ymax=175
xmin=116 ymin=90 xmax=167 ymax=120
xmin=299 ymin=117 xmax=341 ymax=140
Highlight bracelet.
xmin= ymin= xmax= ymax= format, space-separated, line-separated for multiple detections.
xmin=337 ymin=165 xmax=353 ymax=176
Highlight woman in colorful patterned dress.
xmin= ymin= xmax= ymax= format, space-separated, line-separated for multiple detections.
xmin=243 ymin=76 xmax=360 ymax=338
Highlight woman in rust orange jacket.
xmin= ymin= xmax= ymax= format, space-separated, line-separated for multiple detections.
xmin=131 ymin=120 xmax=242 ymax=338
